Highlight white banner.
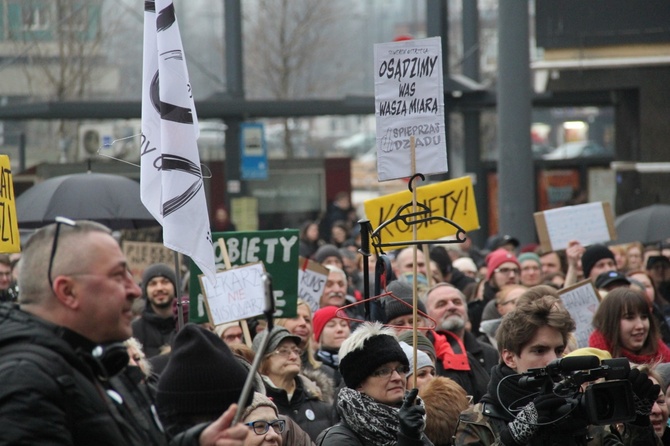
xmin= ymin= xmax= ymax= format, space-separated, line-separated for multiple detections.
xmin=373 ymin=37 xmax=448 ymax=181
xmin=140 ymin=0 xmax=216 ymax=282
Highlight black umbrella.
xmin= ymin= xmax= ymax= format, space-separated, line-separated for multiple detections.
xmin=614 ymin=204 xmax=670 ymax=244
xmin=15 ymin=172 xmax=158 ymax=230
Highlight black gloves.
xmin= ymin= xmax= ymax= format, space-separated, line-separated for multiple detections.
xmin=627 ymin=368 xmax=660 ymax=426
xmin=500 ymin=393 xmax=565 ymax=446
xmin=398 ymin=388 xmax=425 ymax=440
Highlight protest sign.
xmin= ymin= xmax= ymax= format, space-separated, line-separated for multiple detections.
xmin=200 ymin=262 xmax=266 ymax=325
xmin=534 ymin=202 xmax=616 ymax=252
xmin=122 ymin=240 xmax=182 ymax=282
xmin=0 ymin=156 xmax=20 ymax=253
xmin=559 ymin=279 xmax=601 ymax=348
xmin=364 ymin=176 xmax=479 ymax=246
xmin=298 ymin=257 xmax=329 ymax=312
xmin=373 ymin=37 xmax=447 ymax=181
xmin=189 ymin=229 xmax=300 ymax=323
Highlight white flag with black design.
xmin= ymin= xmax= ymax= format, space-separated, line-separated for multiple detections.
xmin=140 ymin=0 xmax=216 ymax=282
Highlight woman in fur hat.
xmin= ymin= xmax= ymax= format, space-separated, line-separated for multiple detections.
xmin=316 ymin=322 xmax=432 ymax=446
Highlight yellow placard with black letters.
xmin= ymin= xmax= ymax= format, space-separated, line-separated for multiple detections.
xmin=0 ymin=155 xmax=20 ymax=253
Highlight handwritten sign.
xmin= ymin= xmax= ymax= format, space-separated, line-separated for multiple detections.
xmin=364 ymin=176 xmax=479 ymax=246
xmin=374 ymin=37 xmax=447 ymax=181
xmin=298 ymin=257 xmax=329 ymax=312
xmin=0 ymin=156 xmax=20 ymax=253
xmin=559 ymin=279 xmax=601 ymax=348
xmin=534 ymin=202 xmax=616 ymax=252
xmin=189 ymin=229 xmax=300 ymax=323
xmin=122 ymin=240 xmax=182 ymax=282
xmin=200 ymin=262 xmax=266 ymax=325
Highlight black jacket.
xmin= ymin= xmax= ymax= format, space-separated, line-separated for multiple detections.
xmin=316 ymin=419 xmax=433 ymax=446
xmin=263 ymin=374 xmax=336 ymax=442
xmin=132 ymin=305 xmax=176 ymax=358
xmin=0 ymin=303 xmax=166 ymax=445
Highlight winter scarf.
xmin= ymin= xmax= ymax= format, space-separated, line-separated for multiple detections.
xmin=431 ymin=330 xmax=470 ymax=371
xmin=588 ymin=329 xmax=670 ymax=364
xmin=480 ymin=363 xmax=536 ymax=419
xmin=336 ymin=387 xmax=399 ymax=446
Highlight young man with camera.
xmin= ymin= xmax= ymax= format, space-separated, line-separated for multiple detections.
xmin=454 ymin=295 xmax=661 ymax=446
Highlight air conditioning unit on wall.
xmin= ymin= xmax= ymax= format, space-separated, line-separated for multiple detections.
xmin=78 ymin=120 xmax=141 ymax=162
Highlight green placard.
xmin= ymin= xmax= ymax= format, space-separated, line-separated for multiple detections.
xmin=189 ymin=229 xmax=299 ymax=323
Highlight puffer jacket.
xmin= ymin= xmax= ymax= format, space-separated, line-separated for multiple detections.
xmin=0 ymin=303 xmax=166 ymax=445
xmin=0 ymin=303 xmax=206 ymax=446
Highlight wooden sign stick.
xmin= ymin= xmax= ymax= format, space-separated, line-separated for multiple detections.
xmin=217 ymin=238 xmax=253 ymax=347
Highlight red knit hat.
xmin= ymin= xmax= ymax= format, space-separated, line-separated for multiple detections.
xmin=313 ymin=306 xmax=345 ymax=342
xmin=485 ymin=249 xmax=520 ymax=281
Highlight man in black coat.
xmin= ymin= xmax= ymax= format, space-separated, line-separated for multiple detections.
xmin=0 ymin=220 xmax=247 ymax=445
xmin=132 ymin=263 xmax=178 ymax=358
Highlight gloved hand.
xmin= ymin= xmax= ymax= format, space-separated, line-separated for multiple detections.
xmin=627 ymin=368 xmax=660 ymax=426
xmin=500 ymin=393 xmax=565 ymax=446
xmin=398 ymin=388 xmax=425 ymax=440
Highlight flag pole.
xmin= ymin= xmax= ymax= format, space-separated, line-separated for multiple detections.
xmin=173 ymin=251 xmax=184 ymax=331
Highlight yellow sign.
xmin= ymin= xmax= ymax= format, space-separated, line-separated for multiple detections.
xmin=364 ymin=176 xmax=479 ymax=246
xmin=0 ymin=155 xmax=20 ymax=253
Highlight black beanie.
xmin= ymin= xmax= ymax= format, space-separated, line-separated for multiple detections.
xmin=581 ymin=244 xmax=615 ymax=278
xmin=156 ymin=324 xmax=250 ymax=425
xmin=383 ymin=280 xmax=427 ymax=324
xmin=142 ymin=263 xmax=177 ymax=298
xmin=338 ymin=322 xmax=409 ymax=389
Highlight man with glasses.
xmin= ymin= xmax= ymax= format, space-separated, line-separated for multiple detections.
xmin=424 ymin=283 xmax=499 ymax=403
xmin=0 ymin=219 xmax=248 ymax=445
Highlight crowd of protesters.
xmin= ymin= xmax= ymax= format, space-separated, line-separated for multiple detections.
xmin=3 ymin=202 xmax=670 ymax=445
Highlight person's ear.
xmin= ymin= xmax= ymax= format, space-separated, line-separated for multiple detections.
xmin=501 ymin=349 xmax=517 ymax=370
xmin=52 ymin=276 xmax=80 ymax=310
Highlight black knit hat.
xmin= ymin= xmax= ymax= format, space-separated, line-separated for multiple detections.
xmin=383 ymin=280 xmax=427 ymax=324
xmin=338 ymin=322 xmax=409 ymax=389
xmin=581 ymin=244 xmax=615 ymax=278
xmin=142 ymin=263 xmax=177 ymax=298
xmin=156 ymin=324 xmax=250 ymax=424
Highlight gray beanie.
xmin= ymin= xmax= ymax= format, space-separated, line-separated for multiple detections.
xmin=383 ymin=280 xmax=427 ymax=324
xmin=399 ymin=341 xmax=434 ymax=377
xmin=142 ymin=263 xmax=177 ymax=298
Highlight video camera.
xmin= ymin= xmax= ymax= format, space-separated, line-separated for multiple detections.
xmin=518 ymin=355 xmax=635 ymax=427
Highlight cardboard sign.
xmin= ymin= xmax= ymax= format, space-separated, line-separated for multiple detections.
xmin=122 ymin=240 xmax=182 ymax=282
xmin=0 ymin=156 xmax=20 ymax=253
xmin=534 ymin=202 xmax=616 ymax=252
xmin=189 ymin=229 xmax=300 ymax=323
xmin=373 ymin=37 xmax=447 ymax=181
xmin=364 ymin=176 xmax=479 ymax=246
xmin=298 ymin=257 xmax=329 ymax=312
xmin=559 ymin=279 xmax=601 ymax=348
xmin=200 ymin=262 xmax=266 ymax=325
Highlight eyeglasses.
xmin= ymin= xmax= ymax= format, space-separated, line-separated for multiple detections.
xmin=270 ymin=346 xmax=301 ymax=357
xmin=370 ymin=364 xmax=409 ymax=379
xmin=245 ymin=419 xmax=286 ymax=435
xmin=494 ymin=267 xmax=519 ymax=275
xmin=48 ymin=217 xmax=78 ymax=291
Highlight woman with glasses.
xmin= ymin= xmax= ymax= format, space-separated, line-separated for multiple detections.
xmin=317 ymin=322 xmax=432 ymax=445
xmin=252 ymin=326 xmax=334 ymax=442
xmin=241 ymin=392 xmax=284 ymax=446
